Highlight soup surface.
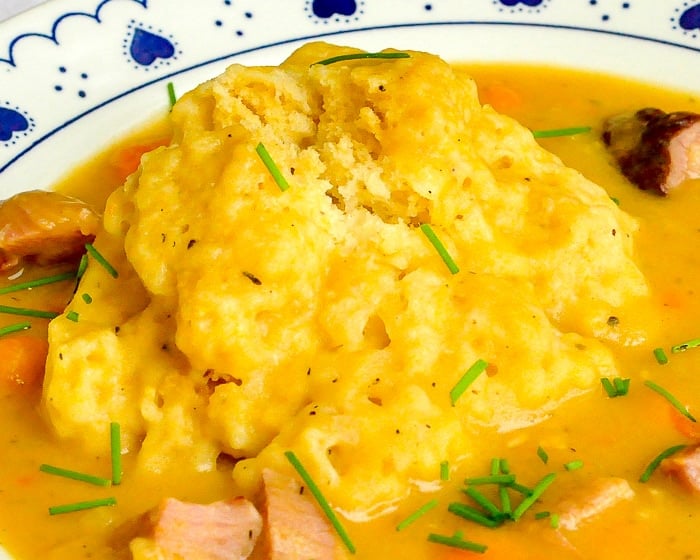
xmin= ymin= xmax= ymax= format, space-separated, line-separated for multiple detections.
xmin=1 ymin=48 xmax=699 ymax=560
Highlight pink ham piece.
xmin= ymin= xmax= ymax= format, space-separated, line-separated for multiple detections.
xmin=661 ymin=444 xmax=700 ymax=495
xmin=260 ymin=468 xmax=346 ymax=560
xmin=143 ymin=497 xmax=262 ymax=560
xmin=0 ymin=190 xmax=100 ymax=270
xmin=602 ymin=108 xmax=700 ymax=194
xmin=556 ymin=477 xmax=634 ymax=531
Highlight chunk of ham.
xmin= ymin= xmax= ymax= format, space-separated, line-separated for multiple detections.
xmin=602 ymin=108 xmax=700 ymax=194
xmin=661 ymin=444 xmax=700 ymax=495
xmin=260 ymin=468 xmax=345 ymax=560
xmin=134 ymin=497 xmax=262 ymax=560
xmin=556 ymin=477 xmax=634 ymax=531
xmin=0 ymin=190 xmax=100 ymax=270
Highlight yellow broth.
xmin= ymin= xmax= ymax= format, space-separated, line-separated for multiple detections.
xmin=1 ymin=64 xmax=699 ymax=559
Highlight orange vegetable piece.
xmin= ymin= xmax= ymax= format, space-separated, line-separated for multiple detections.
xmin=479 ymin=83 xmax=523 ymax=114
xmin=112 ymin=139 xmax=168 ymax=182
xmin=0 ymin=335 xmax=49 ymax=390
xmin=670 ymin=406 xmax=700 ymax=440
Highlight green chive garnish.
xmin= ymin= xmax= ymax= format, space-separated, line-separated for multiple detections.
xmin=511 ymin=473 xmax=556 ymax=521
xmin=77 ymin=254 xmax=88 ymax=279
xmin=464 ymin=474 xmax=515 ymax=486
xmin=671 ymin=338 xmax=700 ymax=354
xmin=0 ymin=271 xmax=76 ymax=295
xmin=256 ymin=142 xmax=290 ymax=192
xmin=66 ymin=311 xmax=79 ymax=322
xmin=449 ymin=358 xmax=488 ymax=406
xmin=0 ymin=304 xmax=58 ymax=319
xmin=644 ymin=380 xmax=696 ymax=422
xmin=463 ymin=487 xmax=503 ymax=519
xmin=550 ymin=513 xmax=560 ymax=528
xmin=395 ymin=499 xmax=438 ymax=531
xmin=639 ymin=444 xmax=687 ymax=483
xmin=312 ymin=52 xmax=410 ymax=66
xmin=420 ymin=223 xmax=460 ymax=275
xmin=653 ymin=347 xmax=669 ymax=365
xmin=111 ymin=422 xmax=122 ymax=485
xmin=534 ymin=511 xmax=551 ymax=520
xmin=447 ymin=503 xmax=502 ymax=529
xmin=82 ymin=293 xmax=93 ymax=304
xmin=285 ymin=451 xmax=355 ymax=554
xmin=499 ymin=483 xmax=511 ymax=516
xmin=601 ymin=377 xmax=631 ymax=398
xmin=499 ymin=459 xmax=510 ymax=474
xmin=85 ymin=244 xmax=118 ymax=278
xmin=48 ymin=497 xmax=117 ymax=515
xmin=39 ymin=464 xmax=111 ymax=487
xmin=610 ymin=196 xmax=621 ymax=206
xmin=427 ymin=531 xmax=487 ymax=553
xmin=532 ymin=126 xmax=592 ymax=139
xmin=564 ymin=460 xmax=584 ymax=471
xmin=537 ymin=446 xmax=549 ymax=464
xmin=0 ymin=321 xmax=31 ymax=337
xmin=167 ymin=82 xmax=177 ymax=109
xmin=440 ymin=460 xmax=450 ymax=481
xmin=508 ymin=481 xmax=534 ymax=496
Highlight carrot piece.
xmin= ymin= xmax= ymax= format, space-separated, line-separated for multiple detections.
xmin=670 ymin=406 xmax=700 ymax=440
xmin=0 ymin=335 xmax=49 ymax=390
xmin=111 ymin=139 xmax=168 ymax=182
xmin=479 ymin=83 xmax=523 ymax=114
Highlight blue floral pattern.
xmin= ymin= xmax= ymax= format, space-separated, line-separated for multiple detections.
xmin=0 ymin=0 xmax=698 ymax=182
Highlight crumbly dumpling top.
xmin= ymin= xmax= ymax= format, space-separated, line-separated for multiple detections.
xmin=43 ymin=42 xmax=649 ymax=516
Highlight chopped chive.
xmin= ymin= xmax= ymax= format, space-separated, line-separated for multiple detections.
xmin=0 ymin=271 xmax=76 ymax=295
xmin=39 ymin=464 xmax=111 ymax=487
xmin=285 ymin=451 xmax=355 ymax=554
xmin=601 ymin=377 xmax=617 ymax=397
xmin=110 ymin=422 xmax=122 ymax=485
xmin=447 ymin=502 xmax=502 ymax=528
xmin=499 ymin=459 xmax=510 ymax=475
xmin=671 ymin=338 xmax=700 ymax=354
xmin=81 ymin=293 xmax=93 ymax=304
xmin=489 ymin=458 xmax=501 ymax=476
xmin=255 ymin=142 xmax=290 ymax=192
xmin=85 ymin=244 xmax=118 ymax=278
xmin=653 ymin=347 xmax=669 ymax=365
xmin=463 ymin=487 xmax=503 ymax=519
xmin=613 ymin=378 xmax=630 ymax=396
xmin=395 ymin=499 xmax=439 ymax=531
xmin=537 ymin=446 xmax=549 ymax=464
xmin=0 ymin=304 xmax=59 ymax=319
xmin=77 ymin=254 xmax=88 ymax=279
xmin=639 ymin=444 xmax=687 ymax=483
xmin=498 ymin=484 xmax=511 ymax=516
xmin=644 ymin=380 xmax=696 ymax=422
xmin=610 ymin=196 xmax=621 ymax=206
xmin=66 ymin=311 xmax=79 ymax=322
xmin=48 ymin=496 xmax=116 ymax=515
xmin=167 ymin=82 xmax=177 ymax=109
xmin=564 ymin=460 xmax=584 ymax=471
xmin=440 ymin=460 xmax=450 ymax=481
xmin=511 ymin=473 xmax=556 ymax=521
xmin=312 ymin=51 xmax=410 ymax=66
xmin=0 ymin=321 xmax=31 ymax=338
xmin=534 ymin=511 xmax=551 ymax=520
xmin=532 ymin=126 xmax=592 ymax=139
xmin=449 ymin=358 xmax=488 ymax=406
xmin=464 ymin=474 xmax=515 ymax=486
xmin=550 ymin=513 xmax=560 ymax=528
xmin=428 ymin=532 xmax=488 ymax=554
xmin=420 ymin=223 xmax=460 ymax=275
xmin=508 ymin=481 xmax=534 ymax=496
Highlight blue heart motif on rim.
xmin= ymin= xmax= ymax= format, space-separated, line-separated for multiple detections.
xmin=680 ymin=3 xmax=700 ymax=30
xmin=498 ymin=0 xmax=543 ymax=6
xmin=312 ymin=0 xmax=357 ymax=18
xmin=0 ymin=107 xmax=29 ymax=142
xmin=129 ymin=28 xmax=175 ymax=66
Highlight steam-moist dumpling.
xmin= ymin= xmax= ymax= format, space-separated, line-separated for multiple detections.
xmin=43 ymin=42 xmax=649 ymax=516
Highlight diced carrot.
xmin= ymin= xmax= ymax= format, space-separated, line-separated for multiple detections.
xmin=479 ymin=83 xmax=523 ymax=114
xmin=670 ymin=406 xmax=700 ymax=440
xmin=0 ymin=335 xmax=49 ymax=390
xmin=111 ymin=139 xmax=168 ymax=182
